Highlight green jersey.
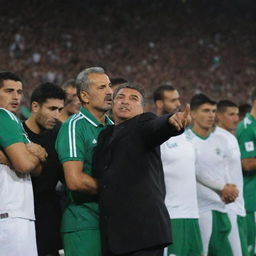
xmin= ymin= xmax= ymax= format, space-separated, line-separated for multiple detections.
xmin=55 ymin=107 xmax=113 ymax=232
xmin=0 ymin=108 xmax=34 ymax=220
xmin=0 ymin=108 xmax=29 ymax=149
xmin=236 ymin=113 xmax=256 ymax=212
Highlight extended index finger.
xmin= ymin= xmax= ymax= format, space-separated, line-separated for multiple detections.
xmin=183 ymin=104 xmax=190 ymax=118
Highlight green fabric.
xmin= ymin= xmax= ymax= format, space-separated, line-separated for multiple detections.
xmin=236 ymin=114 xmax=256 ymax=212
xmin=167 ymin=218 xmax=203 ymax=256
xmin=244 ymin=212 xmax=256 ymax=256
xmin=0 ymin=108 xmax=29 ymax=150
xmin=62 ymin=229 xmax=101 ymax=256
xmin=237 ymin=215 xmax=249 ymax=256
xmin=20 ymin=105 xmax=31 ymax=119
xmin=208 ymin=211 xmax=232 ymax=256
xmin=55 ymin=107 xmax=113 ymax=232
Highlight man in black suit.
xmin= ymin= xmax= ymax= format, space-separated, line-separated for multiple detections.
xmin=93 ymin=83 xmax=191 ymax=256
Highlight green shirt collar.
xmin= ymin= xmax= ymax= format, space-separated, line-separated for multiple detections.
xmin=190 ymin=128 xmax=211 ymax=140
xmin=79 ymin=107 xmax=114 ymax=127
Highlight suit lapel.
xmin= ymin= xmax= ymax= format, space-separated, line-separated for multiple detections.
xmin=107 ymin=122 xmax=128 ymax=149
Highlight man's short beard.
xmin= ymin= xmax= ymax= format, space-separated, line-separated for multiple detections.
xmin=162 ymin=107 xmax=181 ymax=115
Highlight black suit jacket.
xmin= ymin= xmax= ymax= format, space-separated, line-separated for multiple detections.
xmin=93 ymin=112 xmax=183 ymax=254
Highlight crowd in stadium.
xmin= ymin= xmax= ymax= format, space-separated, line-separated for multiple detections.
xmin=1 ymin=0 xmax=256 ymax=110
xmin=1 ymin=0 xmax=256 ymax=255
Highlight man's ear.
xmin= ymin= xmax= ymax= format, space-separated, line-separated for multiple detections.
xmin=31 ymin=101 xmax=40 ymax=113
xmin=190 ymin=110 xmax=197 ymax=120
xmin=155 ymin=100 xmax=163 ymax=111
xmin=215 ymin=112 xmax=221 ymax=123
xmin=80 ymin=91 xmax=90 ymax=104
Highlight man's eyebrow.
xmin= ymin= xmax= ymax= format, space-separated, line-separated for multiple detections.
xmin=116 ymin=93 xmax=125 ymax=97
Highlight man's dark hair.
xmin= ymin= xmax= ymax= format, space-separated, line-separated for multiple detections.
xmin=114 ymin=83 xmax=145 ymax=105
xmin=190 ymin=93 xmax=216 ymax=111
xmin=62 ymin=79 xmax=76 ymax=90
xmin=30 ymin=82 xmax=66 ymax=105
xmin=153 ymin=84 xmax=176 ymax=103
xmin=110 ymin=77 xmax=128 ymax=86
xmin=251 ymin=88 xmax=256 ymax=102
xmin=239 ymin=103 xmax=251 ymax=119
xmin=0 ymin=71 xmax=22 ymax=88
xmin=217 ymin=100 xmax=238 ymax=113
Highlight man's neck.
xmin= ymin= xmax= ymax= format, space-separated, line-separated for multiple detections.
xmin=192 ymin=123 xmax=212 ymax=138
xmin=250 ymin=107 xmax=256 ymax=119
xmin=59 ymin=110 xmax=69 ymax=123
xmin=84 ymin=105 xmax=107 ymax=124
xmin=155 ymin=109 xmax=162 ymax=117
xmin=25 ymin=117 xmax=43 ymax=135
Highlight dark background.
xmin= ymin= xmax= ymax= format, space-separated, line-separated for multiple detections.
xmin=0 ymin=0 xmax=255 ymax=110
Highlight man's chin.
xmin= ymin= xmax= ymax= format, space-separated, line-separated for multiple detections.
xmin=103 ymin=106 xmax=112 ymax=112
xmin=8 ymin=107 xmax=18 ymax=114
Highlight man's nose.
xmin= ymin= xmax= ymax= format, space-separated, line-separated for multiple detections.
xmin=12 ymin=91 xmax=19 ymax=99
xmin=106 ymin=85 xmax=113 ymax=95
xmin=120 ymin=98 xmax=129 ymax=104
xmin=53 ymin=110 xmax=61 ymax=119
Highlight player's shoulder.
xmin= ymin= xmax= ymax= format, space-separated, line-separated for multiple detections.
xmin=214 ymin=126 xmax=232 ymax=137
xmin=236 ymin=116 xmax=256 ymax=140
xmin=237 ymin=114 xmax=255 ymax=131
xmin=0 ymin=108 xmax=19 ymax=123
xmin=214 ymin=126 xmax=237 ymax=145
xmin=184 ymin=128 xmax=196 ymax=141
xmin=61 ymin=112 xmax=85 ymax=129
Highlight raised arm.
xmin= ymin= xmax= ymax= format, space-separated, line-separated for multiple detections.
xmin=168 ymin=104 xmax=192 ymax=131
xmin=141 ymin=105 xmax=191 ymax=148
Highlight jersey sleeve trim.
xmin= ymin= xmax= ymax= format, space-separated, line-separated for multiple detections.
xmin=68 ymin=115 xmax=84 ymax=158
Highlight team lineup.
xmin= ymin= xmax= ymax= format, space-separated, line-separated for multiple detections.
xmin=0 ymin=68 xmax=255 ymax=256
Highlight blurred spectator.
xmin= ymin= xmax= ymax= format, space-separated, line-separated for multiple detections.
xmin=9 ymin=33 xmax=25 ymax=58
xmin=59 ymin=79 xmax=80 ymax=123
xmin=0 ymin=0 xmax=255 ymax=111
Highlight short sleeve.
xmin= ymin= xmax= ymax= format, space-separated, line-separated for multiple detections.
xmin=55 ymin=119 xmax=85 ymax=163
xmin=0 ymin=109 xmax=25 ymax=149
xmin=237 ymin=127 xmax=256 ymax=159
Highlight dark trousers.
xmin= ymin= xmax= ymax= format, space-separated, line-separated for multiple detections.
xmin=103 ymin=245 xmax=164 ymax=256
xmin=101 ymin=221 xmax=165 ymax=256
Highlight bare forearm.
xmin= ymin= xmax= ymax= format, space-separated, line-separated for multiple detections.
xmin=77 ymin=174 xmax=98 ymax=194
xmin=63 ymin=161 xmax=98 ymax=194
xmin=67 ymin=173 xmax=98 ymax=194
xmin=196 ymin=174 xmax=225 ymax=192
xmin=5 ymin=145 xmax=41 ymax=174
xmin=0 ymin=150 xmax=11 ymax=166
xmin=242 ymin=158 xmax=256 ymax=171
xmin=30 ymin=162 xmax=42 ymax=176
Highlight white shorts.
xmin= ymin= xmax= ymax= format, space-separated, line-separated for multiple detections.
xmin=0 ymin=217 xmax=38 ymax=256
xmin=228 ymin=213 xmax=242 ymax=256
xmin=198 ymin=211 xmax=212 ymax=255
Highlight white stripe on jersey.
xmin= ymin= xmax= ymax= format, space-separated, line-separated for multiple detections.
xmin=68 ymin=113 xmax=84 ymax=157
xmin=106 ymin=115 xmax=114 ymax=125
xmin=80 ymin=112 xmax=98 ymax=127
xmin=0 ymin=107 xmax=19 ymax=122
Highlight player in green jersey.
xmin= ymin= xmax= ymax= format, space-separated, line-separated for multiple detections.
xmin=236 ymin=88 xmax=256 ymax=256
xmin=56 ymin=67 xmax=113 ymax=256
